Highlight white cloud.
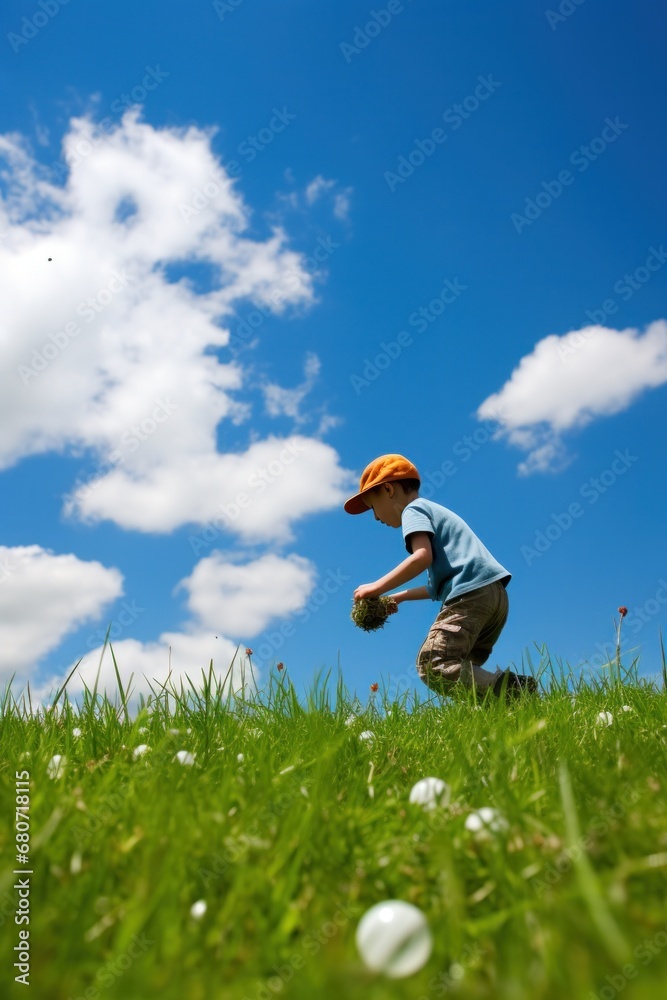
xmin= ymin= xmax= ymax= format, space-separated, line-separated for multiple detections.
xmin=24 ymin=548 xmax=320 ymax=711
xmin=305 ymin=175 xmax=336 ymax=204
xmin=476 ymin=320 xmax=667 ymax=474
xmin=303 ymin=175 xmax=352 ymax=220
xmin=30 ymin=631 xmax=251 ymax=716
xmin=0 ymin=545 xmax=123 ymax=678
xmin=178 ymin=550 xmax=317 ymax=635
xmin=0 ymin=109 xmax=357 ymax=536
xmin=333 ymin=187 xmax=353 ymax=221
xmin=261 ymin=350 xmax=326 ymax=425
xmin=64 ymin=432 xmax=351 ymax=542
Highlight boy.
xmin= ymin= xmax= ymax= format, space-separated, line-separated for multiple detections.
xmin=344 ymin=453 xmax=537 ymax=700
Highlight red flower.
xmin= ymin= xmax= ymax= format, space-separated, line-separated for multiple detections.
xmin=277 ymin=662 xmax=284 ymax=671
xmin=245 ymin=647 xmax=253 ymax=656
xmin=370 ymin=683 xmax=378 ymax=692
xmin=618 ymin=606 xmax=628 ymax=618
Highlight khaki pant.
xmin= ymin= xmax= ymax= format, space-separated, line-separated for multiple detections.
xmin=416 ymin=579 xmax=509 ymax=696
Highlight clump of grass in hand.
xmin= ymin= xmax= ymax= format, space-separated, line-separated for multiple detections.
xmin=350 ymin=596 xmax=395 ymax=632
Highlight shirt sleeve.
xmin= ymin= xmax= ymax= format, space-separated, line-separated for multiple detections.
xmin=402 ymin=504 xmax=434 ymax=553
xmin=402 ymin=505 xmax=437 ymax=598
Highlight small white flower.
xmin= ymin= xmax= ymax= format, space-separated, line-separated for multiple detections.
xmin=596 ymin=711 xmax=614 ymax=727
xmin=409 ymin=776 xmax=450 ymax=811
xmin=72 ymin=727 xmax=82 ymax=738
xmin=464 ymin=807 xmax=509 ymax=837
xmin=138 ymin=726 xmax=148 ymax=734
xmin=174 ymin=750 xmax=195 ymax=766
xmin=168 ymin=728 xmax=180 ymax=736
xmin=190 ymin=899 xmax=207 ymax=920
xmin=355 ymin=899 xmax=433 ymax=977
xmin=70 ymin=852 xmax=83 ymax=875
xmin=133 ymin=744 xmax=151 ymax=759
xmin=358 ymin=730 xmax=374 ymax=742
xmin=344 ymin=713 xmax=358 ymax=727
xmin=237 ymin=753 xmax=244 ymax=762
xmin=47 ymin=754 xmax=66 ymax=780
xmin=621 ymin=705 xmax=632 ymax=712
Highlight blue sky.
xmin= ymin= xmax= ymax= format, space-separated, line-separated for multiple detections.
xmin=1 ymin=0 xmax=665 ymax=711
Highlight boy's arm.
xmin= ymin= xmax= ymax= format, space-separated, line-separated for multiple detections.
xmin=391 ymin=586 xmax=431 ymax=602
xmin=373 ymin=549 xmax=431 ymax=595
xmin=355 ymin=533 xmax=433 ymax=603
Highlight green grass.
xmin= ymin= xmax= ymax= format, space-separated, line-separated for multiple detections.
xmin=1 ymin=645 xmax=667 ymax=1000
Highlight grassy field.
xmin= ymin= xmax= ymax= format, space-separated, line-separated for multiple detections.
xmin=1 ymin=644 xmax=667 ymax=1000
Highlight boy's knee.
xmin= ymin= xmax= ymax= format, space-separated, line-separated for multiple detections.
xmin=416 ymin=653 xmax=462 ymax=694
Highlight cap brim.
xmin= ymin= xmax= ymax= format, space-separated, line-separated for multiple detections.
xmin=343 ymin=493 xmax=372 ymax=515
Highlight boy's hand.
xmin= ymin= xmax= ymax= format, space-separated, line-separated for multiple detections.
xmin=353 ymin=583 xmax=381 ymax=602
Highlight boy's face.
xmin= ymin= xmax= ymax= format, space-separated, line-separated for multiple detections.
xmin=364 ymin=483 xmax=406 ymax=528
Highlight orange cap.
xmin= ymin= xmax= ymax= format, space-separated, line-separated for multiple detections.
xmin=343 ymin=454 xmax=420 ymax=515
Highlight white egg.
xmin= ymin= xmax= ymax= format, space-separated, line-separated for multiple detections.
xmin=47 ymin=754 xmax=66 ymax=780
xmin=596 ymin=711 xmax=614 ymax=727
xmin=464 ymin=807 xmax=509 ymax=837
xmin=190 ymin=899 xmax=207 ymax=920
xmin=72 ymin=727 xmax=82 ymax=738
xmin=237 ymin=753 xmax=244 ymax=762
xmin=409 ymin=776 xmax=450 ymax=811
xmin=133 ymin=744 xmax=150 ymax=759
xmin=358 ymin=730 xmax=374 ymax=742
xmin=355 ymin=899 xmax=433 ymax=978
xmin=174 ymin=750 xmax=195 ymax=766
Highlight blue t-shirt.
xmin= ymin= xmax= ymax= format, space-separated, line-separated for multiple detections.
xmin=401 ymin=497 xmax=511 ymax=604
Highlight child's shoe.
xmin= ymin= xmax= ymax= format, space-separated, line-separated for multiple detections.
xmin=492 ymin=669 xmax=538 ymax=699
